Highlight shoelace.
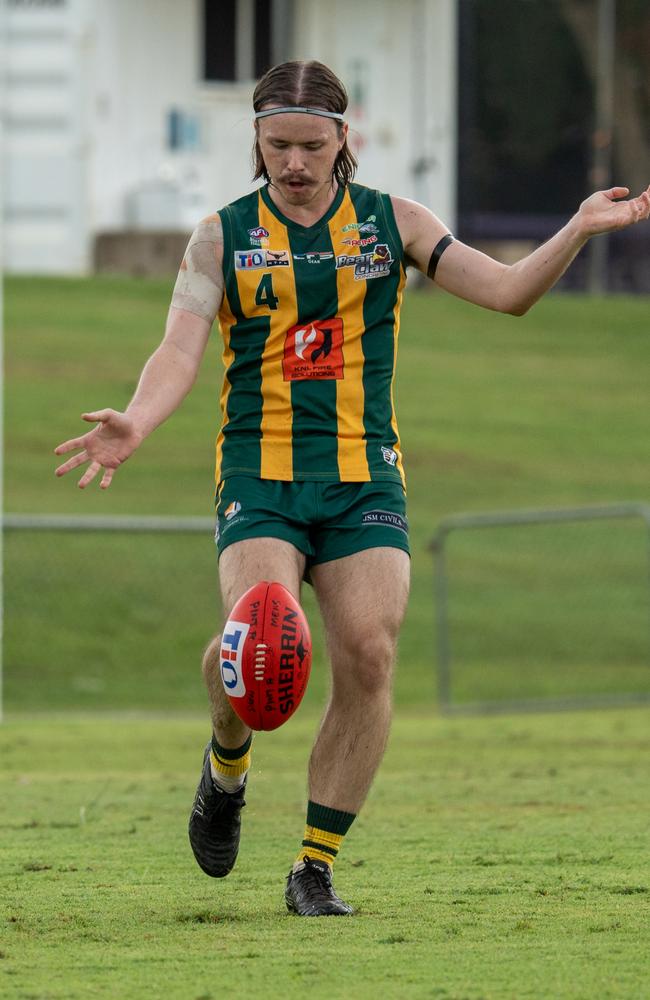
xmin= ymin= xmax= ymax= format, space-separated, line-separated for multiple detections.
xmin=293 ymin=858 xmax=333 ymax=901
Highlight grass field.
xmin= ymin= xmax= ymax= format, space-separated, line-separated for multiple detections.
xmin=4 ymin=278 xmax=650 ymax=711
xmin=2 ymin=709 xmax=649 ymax=999
xmin=3 ymin=278 xmax=650 ymax=997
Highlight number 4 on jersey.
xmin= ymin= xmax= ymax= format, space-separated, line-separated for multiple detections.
xmin=255 ymin=273 xmax=279 ymax=311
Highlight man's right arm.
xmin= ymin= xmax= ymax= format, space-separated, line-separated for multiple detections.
xmin=127 ymin=214 xmax=226 ymax=437
xmin=54 ymin=215 xmax=225 ymax=489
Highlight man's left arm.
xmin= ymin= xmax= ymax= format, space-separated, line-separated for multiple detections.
xmin=393 ymin=186 xmax=650 ymax=316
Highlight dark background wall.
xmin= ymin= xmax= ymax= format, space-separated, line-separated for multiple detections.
xmin=456 ymin=0 xmax=650 ymax=291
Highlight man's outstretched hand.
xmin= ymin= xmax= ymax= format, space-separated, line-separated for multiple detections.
xmin=54 ymin=409 xmax=143 ymax=489
xmin=577 ymin=185 xmax=650 ymax=237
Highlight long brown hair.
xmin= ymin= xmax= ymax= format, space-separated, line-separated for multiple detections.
xmin=252 ymin=61 xmax=357 ymax=188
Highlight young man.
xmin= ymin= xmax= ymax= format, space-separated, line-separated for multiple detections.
xmin=55 ymin=60 xmax=650 ymax=916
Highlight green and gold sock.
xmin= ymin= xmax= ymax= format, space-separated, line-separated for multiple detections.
xmin=210 ymin=734 xmax=252 ymax=793
xmin=295 ymin=800 xmax=357 ymax=870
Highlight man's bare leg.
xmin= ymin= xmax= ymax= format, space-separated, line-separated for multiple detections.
xmin=284 ymin=546 xmax=409 ymax=914
xmin=189 ymin=537 xmax=306 ymax=878
xmin=203 ymin=536 xmax=306 ymax=746
xmin=308 ymin=547 xmax=410 ymax=812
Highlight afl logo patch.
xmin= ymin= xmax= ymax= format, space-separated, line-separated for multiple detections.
xmin=224 ymin=500 xmax=242 ymax=520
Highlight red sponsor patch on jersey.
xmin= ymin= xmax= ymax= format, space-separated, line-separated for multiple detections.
xmin=282 ymin=318 xmax=344 ymax=381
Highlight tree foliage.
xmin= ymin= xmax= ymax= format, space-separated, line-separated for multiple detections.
xmin=560 ymin=0 xmax=650 ymax=193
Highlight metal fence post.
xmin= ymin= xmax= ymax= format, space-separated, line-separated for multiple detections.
xmin=431 ymin=525 xmax=451 ymax=713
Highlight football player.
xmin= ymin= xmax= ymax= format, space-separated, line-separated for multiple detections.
xmin=55 ymin=60 xmax=650 ymax=916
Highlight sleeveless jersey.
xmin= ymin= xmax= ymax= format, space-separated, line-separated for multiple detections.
xmin=216 ymin=182 xmax=407 ymax=487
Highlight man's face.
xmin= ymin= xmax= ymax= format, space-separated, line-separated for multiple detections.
xmin=256 ymin=110 xmax=347 ymax=206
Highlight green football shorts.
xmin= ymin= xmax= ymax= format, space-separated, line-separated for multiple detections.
xmin=215 ymin=477 xmax=410 ymax=567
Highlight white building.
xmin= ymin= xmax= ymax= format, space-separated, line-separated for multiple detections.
xmin=1 ymin=0 xmax=457 ymax=275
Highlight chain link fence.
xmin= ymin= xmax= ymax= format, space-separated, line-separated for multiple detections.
xmin=431 ymin=503 xmax=650 ymax=713
xmin=1 ymin=514 xmax=330 ymax=717
xmin=4 ymin=505 xmax=650 ymax=716
xmin=2 ymin=515 xmax=219 ymax=714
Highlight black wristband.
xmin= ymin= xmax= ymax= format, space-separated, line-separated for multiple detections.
xmin=427 ymin=234 xmax=454 ymax=280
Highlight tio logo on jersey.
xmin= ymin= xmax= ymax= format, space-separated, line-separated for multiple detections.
xmin=234 ymin=249 xmax=290 ymax=269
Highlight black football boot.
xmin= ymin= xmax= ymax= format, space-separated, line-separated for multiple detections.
xmin=285 ymin=855 xmax=354 ymax=916
xmin=188 ymin=744 xmax=246 ymax=878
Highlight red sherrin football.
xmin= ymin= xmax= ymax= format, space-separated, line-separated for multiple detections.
xmin=220 ymin=581 xmax=312 ymax=731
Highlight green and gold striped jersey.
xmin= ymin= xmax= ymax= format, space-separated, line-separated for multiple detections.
xmin=216 ymin=182 xmax=407 ymax=487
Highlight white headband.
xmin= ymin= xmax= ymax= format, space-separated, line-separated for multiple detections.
xmin=254 ymin=106 xmax=345 ymax=122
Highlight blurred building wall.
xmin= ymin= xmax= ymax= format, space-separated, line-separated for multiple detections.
xmin=293 ymin=0 xmax=457 ymax=225
xmin=2 ymin=0 xmax=457 ymax=275
xmin=2 ymin=0 xmax=93 ymax=273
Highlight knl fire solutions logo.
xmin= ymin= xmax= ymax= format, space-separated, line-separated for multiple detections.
xmin=282 ymin=318 xmax=344 ymax=381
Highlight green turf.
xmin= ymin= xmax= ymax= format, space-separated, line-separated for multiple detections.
xmin=4 ymin=277 xmax=650 ymax=711
xmin=3 ymin=279 xmax=650 ymax=996
xmin=2 ymin=708 xmax=649 ymax=999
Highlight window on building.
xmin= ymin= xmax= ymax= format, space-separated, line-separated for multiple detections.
xmin=203 ymin=0 xmax=293 ymax=83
